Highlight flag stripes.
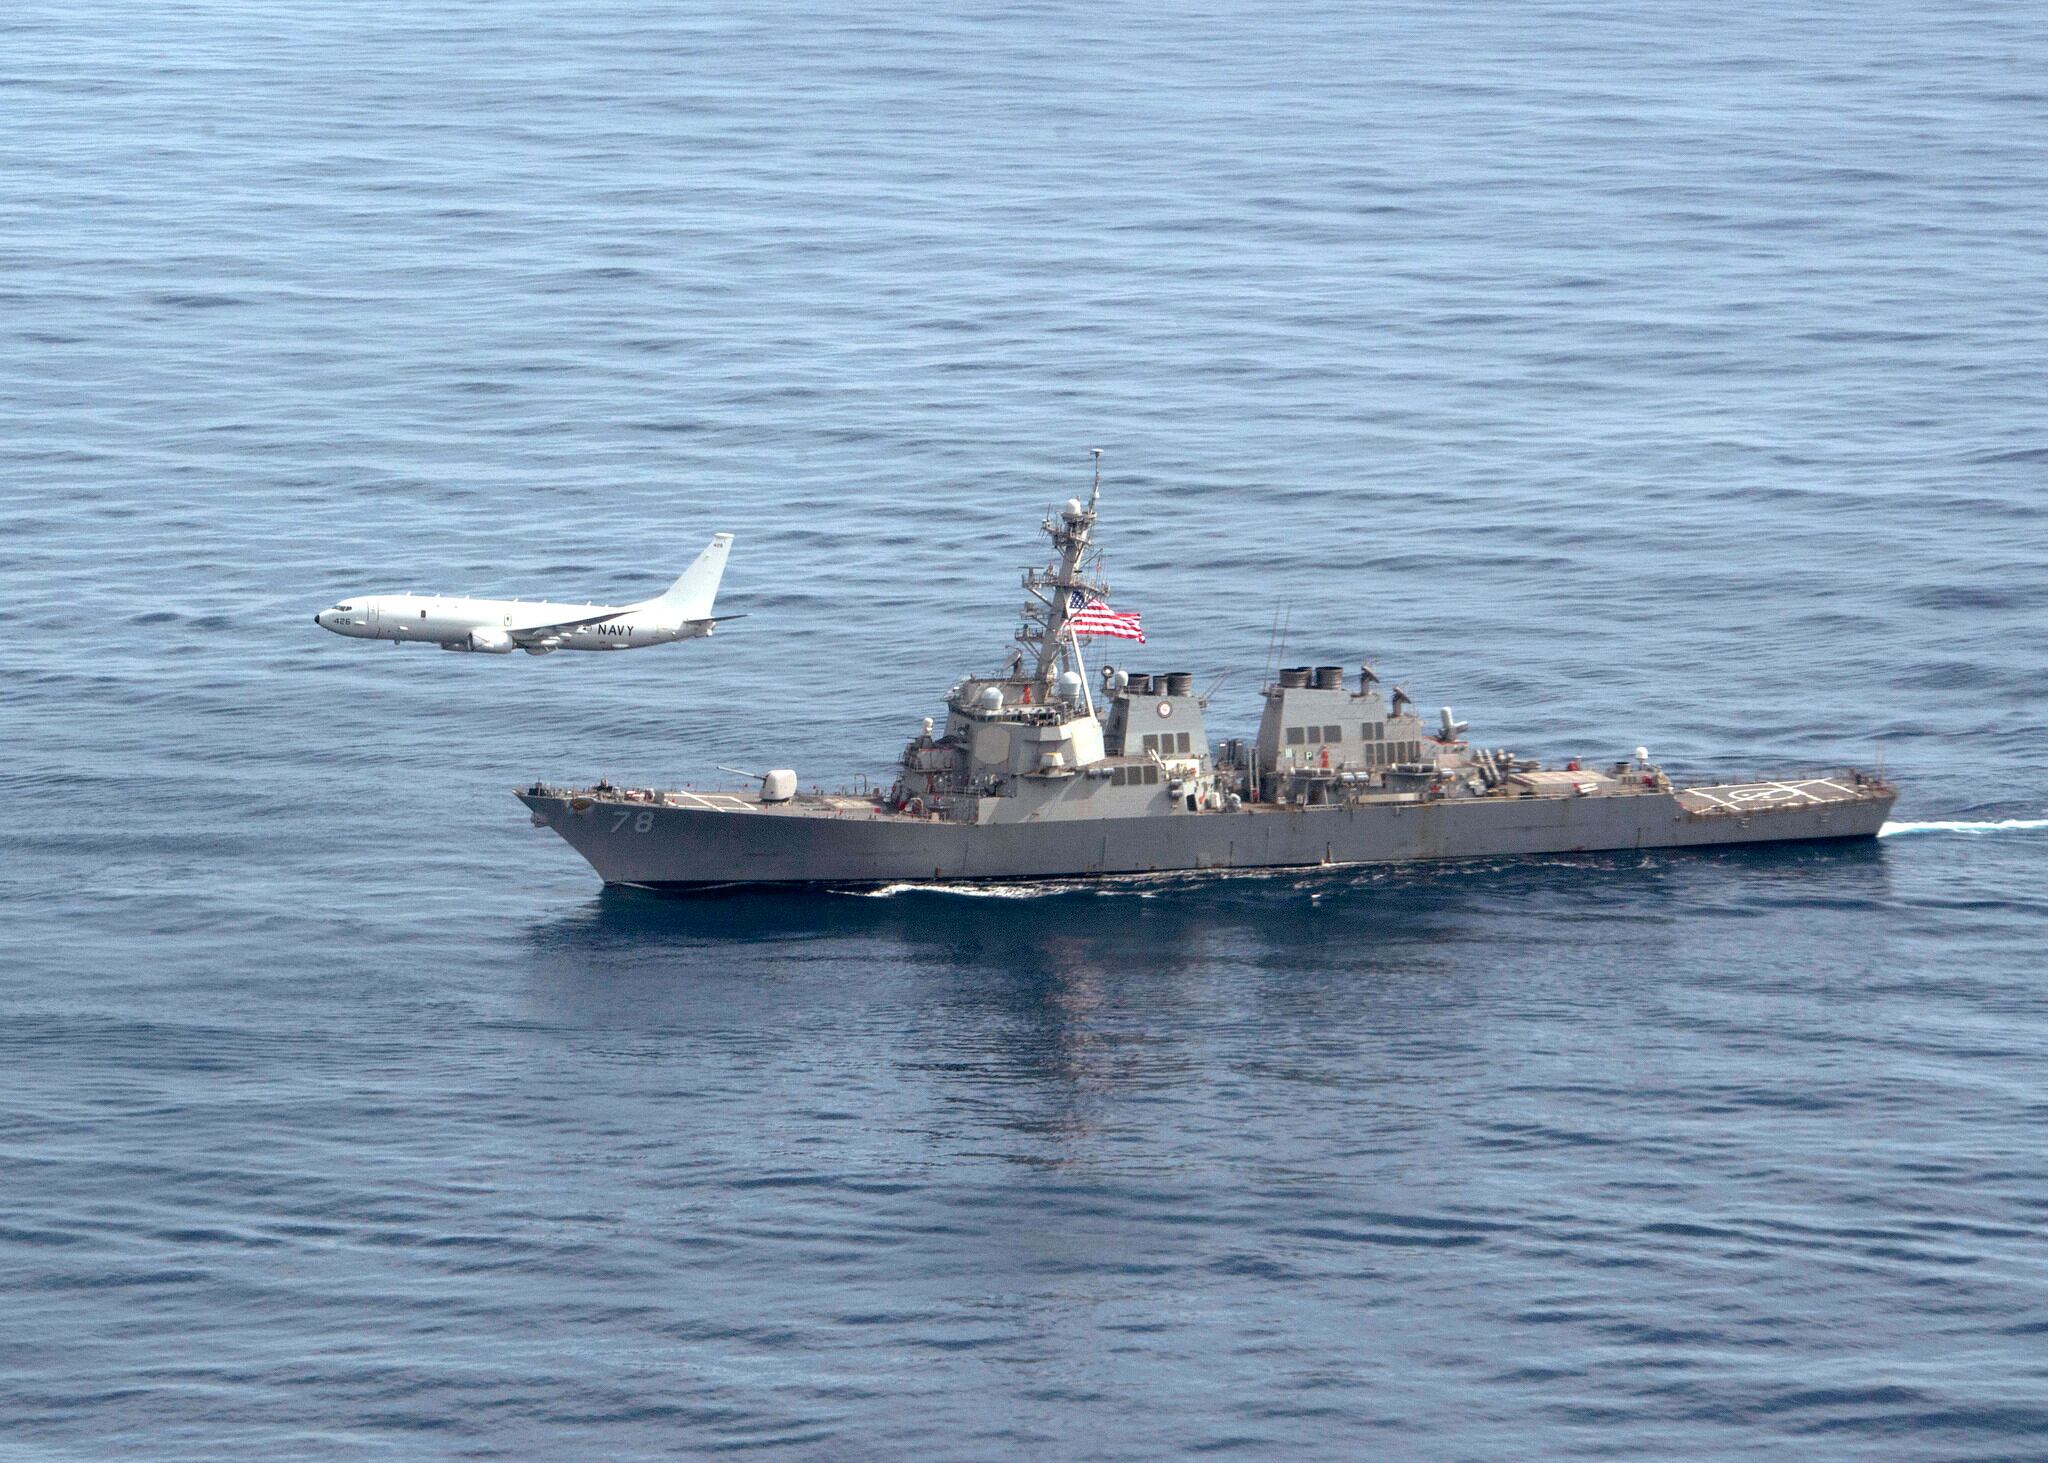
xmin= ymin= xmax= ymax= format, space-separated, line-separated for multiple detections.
xmin=1064 ymin=595 xmax=1145 ymax=643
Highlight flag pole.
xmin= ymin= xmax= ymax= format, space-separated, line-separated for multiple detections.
xmin=1066 ymin=622 xmax=1098 ymax=723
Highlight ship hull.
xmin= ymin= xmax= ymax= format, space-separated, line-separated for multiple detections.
xmin=519 ymin=780 xmax=1896 ymax=889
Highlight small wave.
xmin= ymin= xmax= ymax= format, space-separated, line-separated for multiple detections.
xmin=1879 ymin=818 xmax=2048 ymax=837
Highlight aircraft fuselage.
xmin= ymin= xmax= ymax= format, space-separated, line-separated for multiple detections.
xmin=314 ymin=532 xmax=734 ymax=655
xmin=315 ymin=594 xmax=709 ymax=653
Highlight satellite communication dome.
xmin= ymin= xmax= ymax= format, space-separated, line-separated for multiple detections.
xmin=977 ymin=685 xmax=1004 ymax=711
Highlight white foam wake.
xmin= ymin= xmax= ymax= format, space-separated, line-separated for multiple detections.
xmin=1879 ymin=818 xmax=2048 ymax=837
xmin=852 ymin=881 xmax=1064 ymax=899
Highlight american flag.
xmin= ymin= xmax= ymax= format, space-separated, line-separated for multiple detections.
xmin=1064 ymin=591 xmax=1145 ymax=643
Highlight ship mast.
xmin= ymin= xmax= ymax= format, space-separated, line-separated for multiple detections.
xmin=1017 ymin=449 xmax=1108 ymax=684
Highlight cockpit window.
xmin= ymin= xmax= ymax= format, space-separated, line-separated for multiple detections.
xmin=336 ymin=604 xmax=353 ymax=612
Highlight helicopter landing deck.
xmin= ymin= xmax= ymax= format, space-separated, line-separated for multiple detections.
xmin=1677 ymin=777 xmax=1887 ymax=816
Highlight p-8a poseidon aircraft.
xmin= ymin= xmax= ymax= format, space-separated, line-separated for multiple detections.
xmin=315 ymin=533 xmax=734 ymax=655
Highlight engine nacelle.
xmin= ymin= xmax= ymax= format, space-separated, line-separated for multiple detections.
xmin=441 ymin=628 xmax=517 ymax=653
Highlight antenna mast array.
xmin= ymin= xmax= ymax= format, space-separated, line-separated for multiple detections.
xmin=1015 ymin=451 xmax=1111 ymax=683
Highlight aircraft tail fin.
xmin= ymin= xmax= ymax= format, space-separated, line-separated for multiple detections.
xmin=646 ymin=533 xmax=733 ymax=619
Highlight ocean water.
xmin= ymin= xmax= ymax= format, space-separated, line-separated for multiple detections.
xmin=4 ymin=1 xmax=2047 ymax=1457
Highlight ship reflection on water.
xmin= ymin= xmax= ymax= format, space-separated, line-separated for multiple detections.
xmin=528 ymin=837 xmax=1890 ymax=958
xmin=502 ymin=840 xmax=1908 ymax=1379
xmin=518 ymin=841 xmax=1895 ymax=1140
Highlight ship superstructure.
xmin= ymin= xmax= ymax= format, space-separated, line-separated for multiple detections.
xmin=520 ymin=472 xmax=1895 ymax=888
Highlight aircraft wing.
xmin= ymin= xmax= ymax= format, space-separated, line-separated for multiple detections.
xmin=505 ymin=609 xmax=626 ymax=646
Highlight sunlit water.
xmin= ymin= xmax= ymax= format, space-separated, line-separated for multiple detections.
xmin=4 ymin=2 xmax=2046 ymax=1458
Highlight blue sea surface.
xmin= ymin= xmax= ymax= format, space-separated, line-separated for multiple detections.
xmin=4 ymin=2 xmax=2047 ymax=1457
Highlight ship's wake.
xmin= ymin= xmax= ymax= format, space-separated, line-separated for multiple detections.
xmin=841 ymin=860 xmax=1534 ymax=901
xmin=852 ymin=881 xmax=1060 ymax=900
xmin=1879 ymin=817 xmax=2048 ymax=837
xmin=843 ymin=824 xmax=2041 ymax=898
xmin=847 ymin=865 xmax=1333 ymax=900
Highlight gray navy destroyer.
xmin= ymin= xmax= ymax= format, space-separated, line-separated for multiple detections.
xmin=520 ymin=472 xmax=1896 ymax=888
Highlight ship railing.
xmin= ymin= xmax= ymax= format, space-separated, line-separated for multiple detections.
xmin=1685 ymin=767 xmax=1892 ymax=791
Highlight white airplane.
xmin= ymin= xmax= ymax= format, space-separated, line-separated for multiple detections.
xmin=315 ymin=533 xmax=735 ymax=655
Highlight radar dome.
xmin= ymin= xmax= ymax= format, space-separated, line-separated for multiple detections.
xmin=976 ymin=685 xmax=1003 ymax=712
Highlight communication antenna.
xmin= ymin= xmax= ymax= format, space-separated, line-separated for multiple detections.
xmin=1261 ymin=604 xmax=1294 ymax=688
xmin=1088 ymin=447 xmax=1102 ymax=511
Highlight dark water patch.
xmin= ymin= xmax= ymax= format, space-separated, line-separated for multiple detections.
xmin=1906 ymin=583 xmax=2040 ymax=612
xmin=146 ymin=293 xmax=248 ymax=310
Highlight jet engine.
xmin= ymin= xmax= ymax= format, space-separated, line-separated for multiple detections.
xmin=441 ymin=628 xmax=517 ymax=653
